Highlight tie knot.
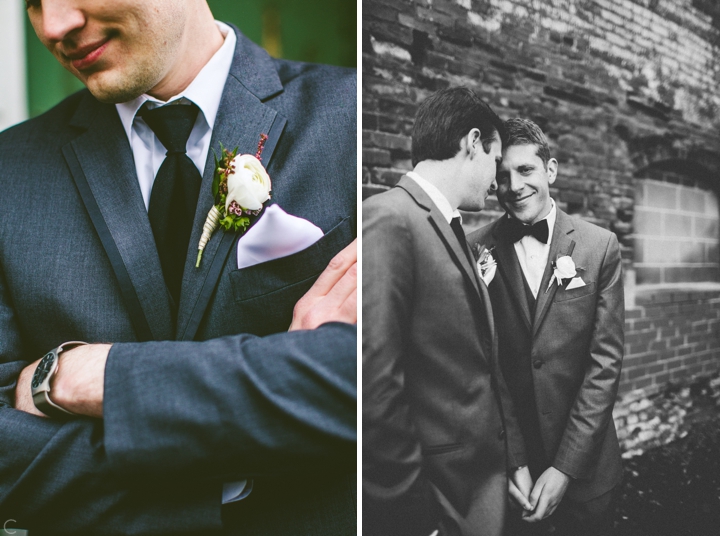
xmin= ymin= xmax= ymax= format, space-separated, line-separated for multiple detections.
xmin=140 ymin=102 xmax=200 ymax=155
xmin=504 ymin=217 xmax=549 ymax=244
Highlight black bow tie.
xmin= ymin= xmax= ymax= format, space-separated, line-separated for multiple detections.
xmin=503 ymin=217 xmax=549 ymax=244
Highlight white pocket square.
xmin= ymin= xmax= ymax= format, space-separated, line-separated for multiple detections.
xmin=236 ymin=204 xmax=324 ymax=269
xmin=565 ymin=276 xmax=586 ymax=290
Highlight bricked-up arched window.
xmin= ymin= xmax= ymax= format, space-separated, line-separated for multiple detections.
xmin=634 ymin=169 xmax=720 ymax=285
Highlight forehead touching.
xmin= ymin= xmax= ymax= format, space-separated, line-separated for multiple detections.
xmin=500 ymin=143 xmax=544 ymax=170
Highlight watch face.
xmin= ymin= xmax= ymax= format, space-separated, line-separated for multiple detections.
xmin=32 ymin=351 xmax=55 ymax=389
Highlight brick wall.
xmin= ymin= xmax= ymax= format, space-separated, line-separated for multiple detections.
xmin=621 ymin=287 xmax=720 ymax=395
xmin=363 ymin=0 xmax=720 ymax=397
xmin=363 ymin=0 xmax=720 ymax=243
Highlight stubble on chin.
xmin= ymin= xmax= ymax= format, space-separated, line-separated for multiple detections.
xmin=83 ymin=64 xmax=162 ymax=104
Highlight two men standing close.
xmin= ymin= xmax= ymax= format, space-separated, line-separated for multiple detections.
xmin=363 ymin=88 xmax=624 ymax=536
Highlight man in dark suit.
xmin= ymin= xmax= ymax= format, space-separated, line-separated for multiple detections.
xmin=363 ymin=87 xmax=528 ymax=536
xmin=468 ymin=119 xmax=624 ymax=536
xmin=0 ymin=1 xmax=356 ymax=534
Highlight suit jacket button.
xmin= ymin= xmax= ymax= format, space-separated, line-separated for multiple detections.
xmin=498 ymin=428 xmax=505 ymax=440
xmin=533 ymin=360 xmax=544 ymax=369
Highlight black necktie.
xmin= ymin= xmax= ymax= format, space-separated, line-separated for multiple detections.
xmin=140 ymin=103 xmax=202 ymax=309
xmin=503 ymin=217 xmax=549 ymax=244
xmin=450 ymin=217 xmax=472 ymax=261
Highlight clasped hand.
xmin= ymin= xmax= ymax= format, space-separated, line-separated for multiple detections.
xmin=509 ymin=465 xmax=570 ymax=522
xmin=14 ymin=239 xmax=357 ymax=417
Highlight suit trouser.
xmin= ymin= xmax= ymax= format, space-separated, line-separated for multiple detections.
xmin=504 ymin=486 xmax=617 ymax=536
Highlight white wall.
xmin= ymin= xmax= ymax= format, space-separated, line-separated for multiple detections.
xmin=0 ymin=0 xmax=28 ymax=131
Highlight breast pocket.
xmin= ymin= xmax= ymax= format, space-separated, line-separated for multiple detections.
xmin=554 ymin=281 xmax=596 ymax=302
xmin=228 ymin=216 xmax=355 ymax=336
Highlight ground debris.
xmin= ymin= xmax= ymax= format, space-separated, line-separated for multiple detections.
xmin=615 ymin=413 xmax=720 ymax=535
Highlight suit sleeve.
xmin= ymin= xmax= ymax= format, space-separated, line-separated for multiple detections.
xmin=102 ymin=323 xmax=357 ymax=478
xmin=552 ymin=233 xmax=624 ymax=479
xmin=0 ymin=282 xmax=222 ymax=534
xmin=361 ymin=199 xmax=441 ymax=536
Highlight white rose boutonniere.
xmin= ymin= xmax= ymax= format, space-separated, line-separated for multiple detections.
xmin=473 ymin=244 xmax=497 ymax=286
xmin=196 ymin=135 xmax=271 ymax=267
xmin=225 ymin=154 xmax=271 ymax=213
xmin=546 ymin=255 xmax=577 ymax=293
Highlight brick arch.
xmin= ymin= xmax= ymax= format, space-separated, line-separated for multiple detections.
xmin=626 ymin=134 xmax=720 ymax=189
xmin=630 ymin=147 xmax=720 ymax=285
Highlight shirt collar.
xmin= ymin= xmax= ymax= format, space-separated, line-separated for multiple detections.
xmin=545 ymin=198 xmax=557 ymax=242
xmin=406 ymin=171 xmax=461 ymax=224
xmin=115 ymin=21 xmax=236 ymax=140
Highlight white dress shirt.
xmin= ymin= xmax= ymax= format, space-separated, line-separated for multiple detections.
xmin=406 ymin=171 xmax=461 ymax=224
xmin=513 ymin=199 xmax=557 ymax=298
xmin=115 ymin=21 xmax=236 ymax=209
xmin=115 ymin=22 xmax=250 ymax=505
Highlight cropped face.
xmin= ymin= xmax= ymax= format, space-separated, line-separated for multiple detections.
xmin=458 ymin=130 xmax=502 ymax=212
xmin=496 ymin=143 xmax=557 ymax=225
xmin=27 ymin=0 xmax=189 ymax=103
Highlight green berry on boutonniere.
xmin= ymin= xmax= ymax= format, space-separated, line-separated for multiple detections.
xmin=196 ymin=134 xmax=271 ymax=267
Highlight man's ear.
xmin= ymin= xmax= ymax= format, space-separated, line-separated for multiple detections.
xmin=466 ymin=128 xmax=482 ymax=156
xmin=547 ymin=158 xmax=558 ymax=184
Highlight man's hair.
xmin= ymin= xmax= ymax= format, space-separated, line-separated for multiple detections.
xmin=411 ymin=87 xmax=506 ymax=167
xmin=504 ymin=118 xmax=551 ymax=169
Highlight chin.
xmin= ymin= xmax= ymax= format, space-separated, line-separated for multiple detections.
xmin=85 ymin=70 xmax=148 ymax=104
xmin=506 ymin=208 xmax=531 ymax=224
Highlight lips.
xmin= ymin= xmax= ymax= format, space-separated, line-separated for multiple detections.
xmin=66 ymin=39 xmax=110 ymax=71
xmin=507 ymin=192 xmax=535 ymax=205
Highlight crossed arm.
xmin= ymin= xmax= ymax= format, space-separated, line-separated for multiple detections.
xmin=15 ymin=240 xmax=357 ymax=419
xmin=2 ymin=241 xmax=356 ymax=532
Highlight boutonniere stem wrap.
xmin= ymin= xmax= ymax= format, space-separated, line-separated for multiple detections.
xmin=196 ymin=134 xmax=270 ymax=267
xmin=546 ymin=255 xmax=576 ymax=293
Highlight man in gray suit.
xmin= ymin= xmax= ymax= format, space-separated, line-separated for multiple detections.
xmin=468 ymin=119 xmax=624 ymax=536
xmin=0 ymin=1 xmax=356 ymax=534
xmin=363 ymin=87 xmax=528 ymax=536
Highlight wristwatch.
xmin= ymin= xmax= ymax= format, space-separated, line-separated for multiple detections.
xmin=31 ymin=341 xmax=88 ymax=418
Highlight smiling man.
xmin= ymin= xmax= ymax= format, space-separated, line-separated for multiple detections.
xmin=468 ymin=118 xmax=624 ymax=536
xmin=0 ymin=1 xmax=356 ymax=534
xmin=363 ymin=87 xmax=527 ymax=536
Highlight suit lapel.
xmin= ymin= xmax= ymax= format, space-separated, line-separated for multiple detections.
xmin=176 ymin=27 xmax=287 ymax=341
xmin=397 ymin=178 xmax=496 ymax=344
xmin=63 ymin=93 xmax=173 ymax=341
xmin=532 ymin=210 xmax=576 ymax=336
xmin=398 ymin=178 xmax=482 ymax=300
xmin=493 ymin=218 xmax=533 ymax=332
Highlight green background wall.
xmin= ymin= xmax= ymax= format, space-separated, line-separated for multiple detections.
xmin=25 ymin=0 xmax=356 ymax=117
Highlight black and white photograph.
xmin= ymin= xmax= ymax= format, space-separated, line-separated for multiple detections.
xmin=362 ymin=1 xmax=720 ymax=535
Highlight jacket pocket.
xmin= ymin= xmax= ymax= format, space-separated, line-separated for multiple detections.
xmin=554 ymin=281 xmax=596 ymax=302
xmin=227 ymin=216 xmax=354 ymax=335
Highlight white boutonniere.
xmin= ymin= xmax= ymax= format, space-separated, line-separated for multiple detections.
xmin=196 ymin=135 xmax=271 ymax=267
xmin=473 ymin=244 xmax=497 ymax=286
xmin=546 ymin=255 xmax=581 ymax=293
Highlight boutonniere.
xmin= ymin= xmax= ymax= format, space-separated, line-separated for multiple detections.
xmin=196 ymin=134 xmax=270 ymax=267
xmin=472 ymin=243 xmax=497 ymax=285
xmin=545 ymin=255 xmax=583 ymax=293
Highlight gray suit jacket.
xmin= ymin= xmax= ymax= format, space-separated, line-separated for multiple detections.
xmin=0 ymin=27 xmax=356 ymax=535
xmin=468 ymin=209 xmax=624 ymax=502
xmin=362 ymin=177 xmax=526 ymax=536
